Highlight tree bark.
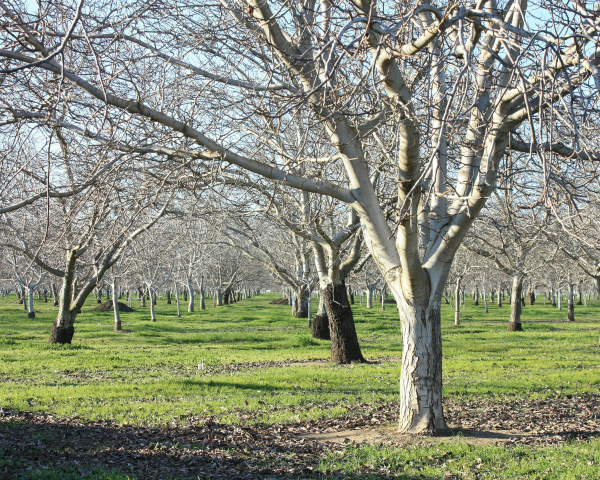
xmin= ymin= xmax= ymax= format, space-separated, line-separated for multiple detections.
xmin=27 ymin=290 xmax=35 ymax=318
xmin=51 ymin=283 xmax=59 ymax=307
xmin=174 ymin=283 xmax=181 ymax=318
xmin=312 ymin=295 xmax=330 ymax=340
xmin=507 ymin=275 xmax=524 ymax=331
xmin=112 ymin=281 xmax=122 ymax=331
xmin=292 ymin=288 xmax=309 ymax=318
xmin=187 ymin=281 xmax=194 ymax=312
xmin=397 ymin=299 xmax=447 ymax=433
xmin=322 ymin=283 xmax=364 ymax=364
xmin=50 ymin=272 xmax=77 ymax=344
xmin=454 ymin=278 xmax=460 ymax=326
xmin=567 ymin=279 xmax=575 ymax=322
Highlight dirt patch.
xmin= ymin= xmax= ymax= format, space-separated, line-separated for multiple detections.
xmin=269 ymin=298 xmax=289 ymax=305
xmin=303 ymin=426 xmax=535 ymax=446
xmin=92 ymin=301 xmax=135 ymax=312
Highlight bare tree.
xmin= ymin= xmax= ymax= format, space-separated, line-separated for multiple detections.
xmin=4 ymin=0 xmax=600 ymax=433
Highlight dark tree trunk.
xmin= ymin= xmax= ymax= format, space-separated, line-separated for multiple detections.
xmin=322 ymin=283 xmax=365 ymax=364
xmin=312 ymin=314 xmax=330 ymax=340
xmin=49 ymin=324 xmax=75 ymax=344
xmin=529 ymin=291 xmax=535 ymax=305
xmin=166 ymin=290 xmax=172 ymax=304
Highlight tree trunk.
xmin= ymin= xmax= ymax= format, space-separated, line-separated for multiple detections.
xmin=529 ymin=290 xmax=535 ymax=305
xmin=200 ymin=289 xmax=206 ymax=310
xmin=51 ymin=283 xmax=59 ymax=307
xmin=27 ymin=290 xmax=35 ymax=319
xmin=166 ymin=290 xmax=172 ymax=304
xmin=366 ymin=286 xmax=375 ymax=309
xmin=216 ymin=289 xmax=223 ymax=306
xmin=50 ymin=274 xmax=77 ymax=344
xmin=174 ymin=283 xmax=181 ymax=318
xmin=473 ymin=286 xmax=479 ymax=306
xmin=187 ymin=281 xmax=195 ymax=312
xmin=149 ymin=289 xmax=157 ymax=321
xmin=507 ymin=276 xmax=524 ymax=331
xmin=483 ymin=285 xmax=489 ymax=313
xmin=567 ymin=280 xmax=575 ymax=322
xmin=397 ymin=299 xmax=447 ymax=433
xmin=497 ymin=284 xmax=502 ymax=307
xmin=292 ymin=288 xmax=309 ymax=318
xmin=454 ymin=278 xmax=460 ymax=326
xmin=322 ymin=283 xmax=364 ymax=364
xmin=312 ymin=295 xmax=330 ymax=340
xmin=112 ymin=281 xmax=122 ymax=331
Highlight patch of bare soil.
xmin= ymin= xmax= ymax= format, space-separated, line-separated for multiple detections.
xmin=92 ymin=301 xmax=135 ymax=312
xmin=0 ymin=394 xmax=598 ymax=479
xmin=269 ymin=298 xmax=289 ymax=305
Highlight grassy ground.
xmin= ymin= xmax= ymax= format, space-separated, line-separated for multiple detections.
xmin=0 ymin=292 xmax=599 ymax=479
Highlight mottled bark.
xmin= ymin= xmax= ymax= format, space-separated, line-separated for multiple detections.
xmin=397 ymin=299 xmax=447 ymax=433
xmin=312 ymin=295 xmax=330 ymax=340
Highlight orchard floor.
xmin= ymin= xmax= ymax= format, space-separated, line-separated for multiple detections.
xmin=1 ymin=391 xmax=599 ymax=479
xmin=1 ymin=293 xmax=600 ymax=478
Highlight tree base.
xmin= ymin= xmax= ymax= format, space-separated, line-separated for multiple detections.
xmin=49 ymin=324 xmax=75 ymax=344
xmin=507 ymin=322 xmax=524 ymax=332
xmin=27 ymin=312 xmax=35 ymax=319
xmin=312 ymin=314 xmax=330 ymax=340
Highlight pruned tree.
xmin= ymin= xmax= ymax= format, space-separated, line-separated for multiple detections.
xmin=4 ymin=0 xmax=600 ymax=433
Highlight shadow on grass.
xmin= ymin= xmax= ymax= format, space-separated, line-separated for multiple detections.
xmin=0 ymin=409 xmax=325 ymax=480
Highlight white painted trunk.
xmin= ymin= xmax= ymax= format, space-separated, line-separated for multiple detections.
xmin=397 ymin=298 xmax=446 ymax=433
xmin=112 ymin=281 xmax=121 ymax=331
xmin=187 ymin=281 xmax=194 ymax=312
xmin=174 ymin=283 xmax=181 ymax=318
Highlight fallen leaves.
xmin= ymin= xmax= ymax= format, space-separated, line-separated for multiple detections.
xmin=0 ymin=393 xmax=598 ymax=478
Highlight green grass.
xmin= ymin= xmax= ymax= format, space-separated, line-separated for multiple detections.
xmin=1 ymin=291 xmax=599 ymax=478
xmin=319 ymin=437 xmax=600 ymax=479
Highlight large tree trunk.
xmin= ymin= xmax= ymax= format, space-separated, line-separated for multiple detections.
xmin=397 ymin=298 xmax=447 ymax=433
xmin=322 ymin=283 xmax=364 ymax=364
xmin=507 ymin=275 xmax=524 ymax=331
